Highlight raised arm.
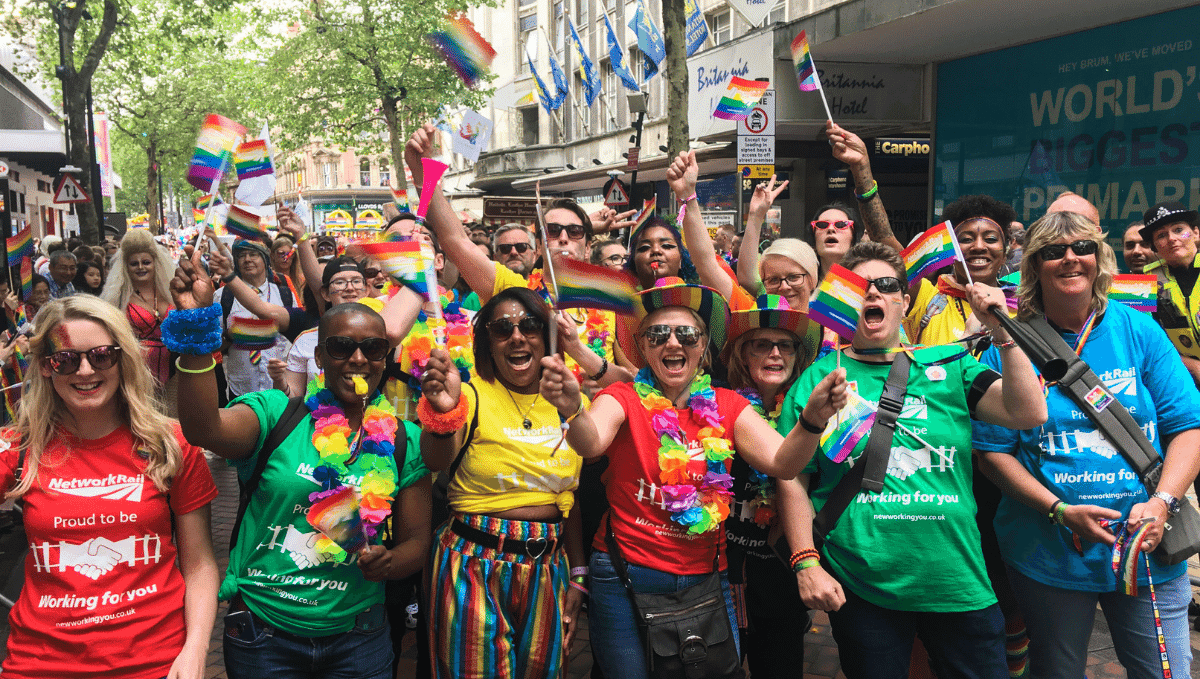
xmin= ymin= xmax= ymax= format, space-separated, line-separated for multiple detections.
xmin=540 ymin=354 xmax=626 ymax=458
xmin=966 ymin=284 xmax=1047 ymax=431
xmin=668 ymin=151 xmax=733 ymax=300
xmin=827 ymin=121 xmax=903 ymax=254
xmin=738 ymin=176 xmax=789 ymax=294
xmin=171 ymin=248 xmax=264 ymax=459
xmin=406 ymin=123 xmax=498 ymax=302
xmin=379 ymin=285 xmax=424 ymax=348
xmin=742 ymin=368 xmax=849 ymax=479
xmin=417 ymin=348 xmax=466 ymax=472
xmin=554 ymin=312 xmax=634 ymax=388
xmin=277 ymin=206 xmax=325 ymax=306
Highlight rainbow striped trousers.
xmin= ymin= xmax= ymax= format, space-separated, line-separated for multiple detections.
xmin=427 ymin=513 xmax=568 ymax=679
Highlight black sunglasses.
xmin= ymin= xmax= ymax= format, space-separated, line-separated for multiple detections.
xmin=1037 ymin=240 xmax=1098 ymax=261
xmin=864 ymin=277 xmax=903 ymax=294
xmin=487 ymin=316 xmax=546 ymax=339
xmin=363 ymin=267 xmax=382 ymax=279
xmin=546 ymin=222 xmax=587 ymax=240
xmin=321 ymin=336 xmax=390 ymax=361
xmin=497 ymin=243 xmax=532 ymax=255
xmin=44 ymin=345 xmax=122 ymax=375
xmin=745 ymin=338 xmax=801 ymax=357
xmin=641 ymin=324 xmax=704 ymax=347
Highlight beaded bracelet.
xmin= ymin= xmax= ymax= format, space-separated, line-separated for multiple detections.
xmin=994 ymin=339 xmax=1018 ymax=349
xmin=417 ymin=393 xmax=469 ymax=434
xmin=589 ymin=356 xmax=609 ymax=382
xmin=161 ymin=303 xmax=223 ymax=355
xmin=855 ymin=181 xmax=879 ymax=202
xmin=677 ymin=192 xmax=698 ymax=225
xmin=793 ymin=557 xmax=820 ymax=573
xmin=175 ymin=356 xmax=217 ymax=374
xmin=788 ymin=548 xmax=819 ymax=569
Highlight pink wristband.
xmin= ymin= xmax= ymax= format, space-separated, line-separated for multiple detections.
xmin=677 ymin=193 xmax=697 ymax=225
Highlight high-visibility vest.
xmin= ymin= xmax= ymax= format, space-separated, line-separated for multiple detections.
xmin=1148 ymin=254 xmax=1200 ymax=359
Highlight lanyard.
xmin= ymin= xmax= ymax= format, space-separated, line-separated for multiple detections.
xmin=1039 ymin=309 xmax=1098 ymax=395
xmin=840 ymin=331 xmax=987 ymax=367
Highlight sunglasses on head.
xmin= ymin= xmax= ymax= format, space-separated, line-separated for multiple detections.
xmin=487 ymin=315 xmax=546 ymax=339
xmin=1037 ymin=239 xmax=1098 ymax=261
xmin=43 ymin=345 xmax=121 ymax=376
xmin=865 ymin=277 xmax=903 ymax=294
xmin=497 ymin=243 xmax=532 ymax=255
xmin=546 ymin=222 xmax=587 ymax=240
xmin=321 ymin=336 xmax=390 ymax=361
xmin=745 ymin=338 xmax=800 ymax=357
xmin=811 ymin=220 xmax=854 ymax=231
xmin=641 ymin=324 xmax=704 ymax=347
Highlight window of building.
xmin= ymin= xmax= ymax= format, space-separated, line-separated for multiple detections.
xmin=379 ymin=161 xmax=391 ymax=187
xmin=521 ymin=107 xmax=540 ymax=146
xmin=519 ymin=14 xmax=537 ymax=73
xmin=708 ymin=11 xmax=730 ymax=45
xmin=601 ymin=59 xmax=618 ymax=132
xmin=628 ymin=46 xmax=643 ymax=82
xmin=359 ymin=158 xmax=371 ymax=186
xmin=767 ymin=0 xmax=785 ymax=24
xmin=553 ymin=2 xmax=565 ymax=52
xmin=576 ymin=0 xmax=588 ymax=24
xmin=321 ymin=162 xmax=334 ymax=188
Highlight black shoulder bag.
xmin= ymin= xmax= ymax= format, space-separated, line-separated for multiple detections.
xmin=810 ymin=353 xmax=911 ymax=549
xmin=605 ymin=517 xmax=742 ymax=679
xmin=1024 ymin=316 xmax=1200 ymax=565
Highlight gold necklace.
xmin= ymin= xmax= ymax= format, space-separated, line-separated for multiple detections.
xmin=134 ymin=288 xmax=159 ymax=319
xmin=504 ymin=387 xmax=539 ymax=429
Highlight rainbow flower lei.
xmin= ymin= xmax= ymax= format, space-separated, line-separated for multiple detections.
xmin=305 ymin=375 xmax=400 ymax=562
xmin=634 ymin=366 xmax=732 ymax=534
xmin=735 ymin=388 xmax=784 ymax=527
xmin=400 ymin=301 xmax=473 ymax=386
xmin=567 ymin=309 xmax=612 ymax=381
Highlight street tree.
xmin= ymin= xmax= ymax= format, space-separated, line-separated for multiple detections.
xmin=661 ymin=0 xmax=689 ymax=159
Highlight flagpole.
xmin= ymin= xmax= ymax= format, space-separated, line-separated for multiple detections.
xmin=534 ymin=181 xmax=560 ymax=357
xmin=195 ymin=183 xmax=220 ymax=251
xmin=811 ymin=61 xmax=835 ymax=123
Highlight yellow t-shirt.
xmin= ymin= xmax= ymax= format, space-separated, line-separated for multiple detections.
xmin=448 ymin=374 xmax=587 ymax=516
xmin=905 ymin=276 xmax=975 ymax=346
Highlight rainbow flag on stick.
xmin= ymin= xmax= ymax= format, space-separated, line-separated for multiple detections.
xmin=19 ymin=258 xmax=31 ymax=300
xmin=234 ymin=139 xmax=273 ymax=180
xmin=6 ymin=226 xmax=33 ymax=267
xmin=808 ymin=264 xmax=867 ymax=341
xmin=356 ymin=240 xmax=435 ymax=296
xmin=820 ymin=390 xmax=876 ymax=463
xmin=1109 ymin=274 xmax=1157 ymax=313
xmin=427 ymin=13 xmax=497 ymax=89
xmin=187 ymin=114 xmax=246 ymax=193
xmin=224 ymin=205 xmax=270 ymax=244
xmin=630 ymin=198 xmax=655 ymax=232
xmin=390 ymin=180 xmax=410 ymax=213
xmin=553 ymin=256 xmax=640 ymax=315
xmin=790 ymin=30 xmax=833 ymax=121
xmin=196 ymin=193 xmax=222 ymax=212
xmin=712 ymin=77 xmax=769 ymax=121
xmin=228 ymin=317 xmax=278 ymax=349
xmin=900 ymin=221 xmax=957 ymax=282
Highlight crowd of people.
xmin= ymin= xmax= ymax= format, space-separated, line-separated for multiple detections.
xmin=0 ymin=117 xmax=1196 ymax=679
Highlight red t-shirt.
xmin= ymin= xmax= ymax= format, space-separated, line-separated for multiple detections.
xmin=0 ymin=424 xmax=218 ymax=679
xmin=593 ymin=382 xmax=749 ymax=575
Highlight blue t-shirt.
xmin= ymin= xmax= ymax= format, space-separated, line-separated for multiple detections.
xmin=972 ymin=302 xmax=1200 ymax=591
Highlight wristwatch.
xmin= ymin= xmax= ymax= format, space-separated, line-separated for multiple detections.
xmin=1151 ymin=491 xmax=1181 ymax=517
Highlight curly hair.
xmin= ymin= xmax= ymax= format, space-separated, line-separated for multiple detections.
xmin=99 ymin=229 xmax=175 ymax=312
xmin=941 ymin=195 xmax=1017 ymax=243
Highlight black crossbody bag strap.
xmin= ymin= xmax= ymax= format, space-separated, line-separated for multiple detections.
xmin=434 ymin=381 xmax=481 ymax=496
xmin=1026 ymin=317 xmax=1163 ymax=481
xmin=812 ymin=353 xmax=911 ymax=546
xmin=230 ymin=396 xmax=309 ymax=550
xmin=604 ymin=514 xmax=722 ymax=610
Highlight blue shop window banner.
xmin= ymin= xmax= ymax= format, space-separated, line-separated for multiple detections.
xmin=696 ymin=174 xmax=737 ymax=212
xmin=935 ymin=5 xmax=1200 ymax=237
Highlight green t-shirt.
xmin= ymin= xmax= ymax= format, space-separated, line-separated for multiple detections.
xmin=460 ymin=291 xmax=482 ymax=311
xmin=218 ymin=389 xmax=430 ymax=635
xmin=778 ymin=345 xmax=998 ymax=613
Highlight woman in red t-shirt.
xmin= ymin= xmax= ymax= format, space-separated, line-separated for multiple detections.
xmin=539 ymin=277 xmax=844 ymax=679
xmin=0 ymin=295 xmax=219 ymax=679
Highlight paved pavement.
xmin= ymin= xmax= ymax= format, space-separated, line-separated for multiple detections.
xmin=0 ymin=453 xmax=1198 ymax=677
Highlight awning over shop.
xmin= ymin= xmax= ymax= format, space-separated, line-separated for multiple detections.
xmin=0 ymin=130 xmax=68 ymax=176
xmin=513 ymin=142 xmax=733 ymax=194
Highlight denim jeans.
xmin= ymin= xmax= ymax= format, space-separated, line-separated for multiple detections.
xmin=223 ymin=605 xmax=393 ymax=679
xmin=1008 ymin=567 xmax=1192 ymax=679
xmin=827 ymin=585 xmax=1007 ymax=679
xmin=588 ymin=550 xmax=740 ymax=679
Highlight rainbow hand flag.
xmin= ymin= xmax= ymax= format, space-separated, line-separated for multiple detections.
xmin=224 ymin=205 xmax=270 ymax=244
xmin=228 ymin=316 xmax=278 ymax=349
xmin=187 ymin=114 xmax=246 ymax=193
xmin=712 ymin=77 xmax=769 ymax=121
xmin=307 ymin=485 xmax=368 ymax=561
xmin=357 ymin=240 xmax=435 ymax=296
xmin=808 ymin=264 xmax=867 ymax=341
xmin=390 ymin=180 xmax=410 ymax=213
xmin=630 ymin=198 xmax=655 ymax=232
xmin=196 ymin=193 xmax=222 ymax=212
xmin=820 ymin=389 xmax=876 ymax=463
xmin=19 ymin=258 xmax=31 ymax=300
xmin=427 ymin=13 xmax=497 ymax=89
xmin=234 ymin=139 xmax=273 ymax=180
xmin=1110 ymin=274 xmax=1157 ymax=314
xmin=900 ymin=221 xmax=957 ymax=282
xmin=6 ymin=226 xmax=33 ymax=267
xmin=790 ymin=30 xmax=820 ymax=92
xmin=554 ymin=256 xmax=639 ymax=315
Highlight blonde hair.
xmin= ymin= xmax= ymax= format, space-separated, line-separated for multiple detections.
xmin=100 ymin=230 xmax=175 ymax=311
xmin=759 ymin=238 xmax=819 ymax=281
xmin=1016 ymin=211 xmax=1118 ymax=320
xmin=5 ymin=296 xmax=181 ymax=499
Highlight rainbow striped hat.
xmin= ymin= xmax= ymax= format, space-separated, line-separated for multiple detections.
xmin=637 ymin=276 xmax=729 ymax=350
xmin=727 ymin=294 xmax=809 ymax=349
